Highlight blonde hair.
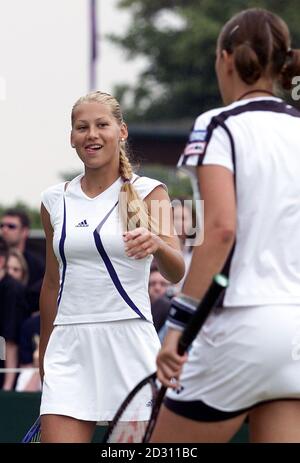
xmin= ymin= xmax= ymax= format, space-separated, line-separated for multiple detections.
xmin=7 ymin=248 xmax=29 ymax=286
xmin=72 ymin=91 xmax=153 ymax=232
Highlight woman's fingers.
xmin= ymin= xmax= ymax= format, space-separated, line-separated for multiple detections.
xmin=156 ymin=345 xmax=189 ymax=387
xmin=156 ymin=363 xmax=182 ymax=388
xmin=123 ymin=227 xmax=159 ymax=258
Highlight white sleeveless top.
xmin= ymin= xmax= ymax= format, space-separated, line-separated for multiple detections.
xmin=178 ymin=97 xmax=300 ymax=306
xmin=41 ymin=173 xmax=166 ymax=325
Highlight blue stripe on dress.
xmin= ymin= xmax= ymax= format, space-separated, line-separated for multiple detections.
xmin=93 ymin=202 xmax=146 ymax=320
xmin=57 ymin=197 xmax=67 ymax=307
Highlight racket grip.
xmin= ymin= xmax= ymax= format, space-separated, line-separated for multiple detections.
xmin=177 ymin=274 xmax=228 ymax=356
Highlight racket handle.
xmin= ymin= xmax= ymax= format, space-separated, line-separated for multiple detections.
xmin=177 ymin=274 xmax=228 ymax=356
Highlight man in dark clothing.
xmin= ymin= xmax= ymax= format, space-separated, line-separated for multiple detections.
xmin=0 ymin=209 xmax=44 ymax=315
xmin=0 ymin=237 xmax=28 ymax=389
xmin=19 ymin=313 xmax=40 ymax=366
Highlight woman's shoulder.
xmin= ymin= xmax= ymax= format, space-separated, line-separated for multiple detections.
xmin=40 ymin=182 xmax=66 ymax=213
xmin=42 ymin=181 xmax=66 ymax=196
xmin=41 ymin=181 xmax=66 ymax=199
xmin=41 ymin=174 xmax=83 ymax=213
xmin=193 ymin=102 xmax=240 ymax=129
xmin=193 ymin=98 xmax=266 ymax=130
xmin=132 ymin=174 xmax=167 ymax=200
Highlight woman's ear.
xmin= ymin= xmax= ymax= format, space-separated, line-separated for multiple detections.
xmin=221 ymin=49 xmax=234 ymax=73
xmin=120 ymin=123 xmax=128 ymax=142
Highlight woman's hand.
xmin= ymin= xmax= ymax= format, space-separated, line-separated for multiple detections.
xmin=156 ymin=328 xmax=188 ymax=388
xmin=123 ymin=227 xmax=162 ymax=259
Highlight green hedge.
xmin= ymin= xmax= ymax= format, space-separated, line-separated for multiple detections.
xmin=0 ymin=391 xmax=248 ymax=443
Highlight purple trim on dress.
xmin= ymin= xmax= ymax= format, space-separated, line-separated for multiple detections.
xmin=93 ymin=201 xmax=146 ymax=320
xmin=57 ymin=197 xmax=67 ymax=307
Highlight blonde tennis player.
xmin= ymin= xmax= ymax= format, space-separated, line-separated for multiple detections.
xmin=39 ymin=91 xmax=185 ymax=442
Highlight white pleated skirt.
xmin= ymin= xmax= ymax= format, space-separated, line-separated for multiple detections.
xmin=167 ymin=304 xmax=300 ymax=412
xmin=40 ymin=319 xmax=160 ymax=421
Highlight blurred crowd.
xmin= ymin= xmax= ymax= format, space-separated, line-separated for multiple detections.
xmin=0 ymin=209 xmax=43 ymax=391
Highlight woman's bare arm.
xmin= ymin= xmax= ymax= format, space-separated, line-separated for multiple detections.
xmin=39 ymin=203 xmax=60 ymax=381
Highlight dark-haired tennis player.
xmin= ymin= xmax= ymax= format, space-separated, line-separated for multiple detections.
xmin=152 ymin=8 xmax=300 ymax=443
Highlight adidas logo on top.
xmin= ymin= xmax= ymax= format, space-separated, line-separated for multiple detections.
xmin=75 ymin=219 xmax=89 ymax=227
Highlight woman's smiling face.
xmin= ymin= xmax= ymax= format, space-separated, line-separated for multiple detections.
xmin=71 ymin=101 xmax=127 ymax=171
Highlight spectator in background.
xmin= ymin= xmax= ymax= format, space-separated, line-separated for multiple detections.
xmin=7 ymin=249 xmax=29 ymax=286
xmin=151 ymin=200 xmax=196 ymax=338
xmin=149 ymin=263 xmax=171 ymax=305
xmin=18 ymin=312 xmax=40 ymax=371
xmin=16 ymin=332 xmax=41 ymax=392
xmin=172 ymin=198 xmax=195 ymax=288
xmin=0 ymin=209 xmax=45 ymax=314
xmin=7 ymin=247 xmax=41 ymax=375
xmin=0 ymin=237 xmax=27 ymax=390
xmin=149 ymin=263 xmax=174 ymax=335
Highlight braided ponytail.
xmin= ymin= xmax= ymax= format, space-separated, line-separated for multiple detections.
xmin=118 ymin=145 xmax=153 ymax=232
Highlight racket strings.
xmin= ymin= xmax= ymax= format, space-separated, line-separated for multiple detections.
xmin=110 ymin=421 xmax=148 ymax=443
xmin=22 ymin=417 xmax=41 ymax=443
xmin=104 ymin=374 xmax=158 ymax=443
xmin=29 ymin=431 xmax=41 ymax=443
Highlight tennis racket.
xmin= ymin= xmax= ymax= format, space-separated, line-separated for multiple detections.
xmin=22 ymin=416 xmax=41 ymax=443
xmin=103 ymin=273 xmax=228 ymax=443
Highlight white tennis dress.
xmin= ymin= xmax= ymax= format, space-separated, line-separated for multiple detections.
xmin=40 ymin=174 xmax=163 ymax=421
xmin=167 ymin=97 xmax=300 ymax=415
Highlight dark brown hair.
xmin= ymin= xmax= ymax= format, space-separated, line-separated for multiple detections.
xmin=219 ymin=8 xmax=300 ymax=90
xmin=2 ymin=208 xmax=30 ymax=228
